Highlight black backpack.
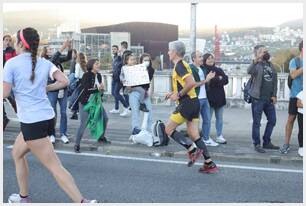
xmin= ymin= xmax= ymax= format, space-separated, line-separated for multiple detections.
xmin=151 ymin=120 xmax=169 ymax=147
xmin=287 ymin=57 xmax=301 ymax=89
xmin=243 ymin=77 xmax=253 ymax=104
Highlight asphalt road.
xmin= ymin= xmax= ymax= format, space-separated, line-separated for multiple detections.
xmin=3 ymin=146 xmax=302 ymax=203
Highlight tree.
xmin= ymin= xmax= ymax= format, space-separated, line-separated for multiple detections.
xmin=151 ymin=56 xmax=161 ymax=70
xmin=100 ymin=53 xmax=112 ymax=70
xmin=271 ymin=48 xmax=299 ymax=73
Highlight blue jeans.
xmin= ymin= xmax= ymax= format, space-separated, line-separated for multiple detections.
xmin=129 ymin=91 xmax=152 ymax=134
xmin=210 ymin=106 xmax=224 ymax=137
xmin=251 ymin=99 xmax=276 ymax=145
xmin=199 ymin=98 xmax=211 ymax=141
xmin=111 ymin=80 xmax=119 ymax=109
xmin=48 ymin=89 xmax=68 ymax=136
xmin=112 ymin=80 xmax=129 ymax=109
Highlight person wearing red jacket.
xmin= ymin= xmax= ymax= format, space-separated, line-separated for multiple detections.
xmin=3 ymin=34 xmax=17 ymax=66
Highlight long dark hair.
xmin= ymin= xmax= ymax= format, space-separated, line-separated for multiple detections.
xmin=40 ymin=46 xmax=49 ymax=59
xmin=87 ymin=59 xmax=98 ymax=71
xmin=202 ymin=53 xmax=215 ymax=68
xmin=140 ymin=53 xmax=151 ymax=63
xmin=122 ymin=50 xmax=133 ymax=65
xmin=77 ymin=52 xmax=87 ymax=72
xmin=299 ymin=40 xmax=303 ymax=52
xmin=17 ymin=28 xmax=40 ymax=83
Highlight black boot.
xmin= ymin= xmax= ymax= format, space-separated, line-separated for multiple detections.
xmin=74 ymin=145 xmax=81 ymax=153
xmin=98 ymin=137 xmax=111 ymax=144
xmin=70 ymin=112 xmax=78 ymax=120
xmin=139 ymin=103 xmax=149 ymax=112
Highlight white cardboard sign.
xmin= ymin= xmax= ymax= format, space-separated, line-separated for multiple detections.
xmin=122 ymin=64 xmax=150 ymax=86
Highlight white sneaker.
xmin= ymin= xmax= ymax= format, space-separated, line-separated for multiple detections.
xmin=49 ymin=135 xmax=56 ymax=144
xmin=120 ymin=108 xmax=130 ymax=117
xmin=61 ymin=135 xmax=69 ymax=144
xmin=8 ymin=193 xmax=32 ymax=203
xmin=204 ymin=138 xmax=219 ymax=146
xmin=109 ymin=109 xmax=120 ymax=114
xmin=298 ymin=147 xmax=303 ymax=157
xmin=82 ymin=199 xmax=98 ymax=203
xmin=216 ymin=135 xmax=227 ymax=144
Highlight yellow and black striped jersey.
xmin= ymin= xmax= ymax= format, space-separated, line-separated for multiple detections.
xmin=172 ymin=60 xmax=197 ymax=100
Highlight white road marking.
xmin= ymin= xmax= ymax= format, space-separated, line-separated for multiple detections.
xmin=5 ymin=145 xmax=302 ymax=174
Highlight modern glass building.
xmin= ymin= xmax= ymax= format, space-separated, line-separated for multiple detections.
xmin=80 ymin=33 xmax=111 ymax=60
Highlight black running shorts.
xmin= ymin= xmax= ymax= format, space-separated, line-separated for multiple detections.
xmin=170 ymin=97 xmax=200 ymax=124
xmin=288 ymin=98 xmax=298 ymax=115
xmin=20 ymin=118 xmax=55 ymax=141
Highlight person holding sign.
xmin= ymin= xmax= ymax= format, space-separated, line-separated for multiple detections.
xmin=120 ymin=51 xmax=154 ymax=135
xmin=121 ymin=52 xmax=150 ymax=112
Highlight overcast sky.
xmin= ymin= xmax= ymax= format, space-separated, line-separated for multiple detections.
xmin=3 ymin=3 xmax=303 ymax=29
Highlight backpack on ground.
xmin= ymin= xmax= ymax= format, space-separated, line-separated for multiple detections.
xmin=151 ymin=120 xmax=169 ymax=147
xmin=287 ymin=57 xmax=301 ymax=90
xmin=242 ymin=77 xmax=253 ymax=104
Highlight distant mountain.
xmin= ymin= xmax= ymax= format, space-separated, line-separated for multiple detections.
xmin=279 ymin=19 xmax=303 ymax=29
xmin=180 ymin=27 xmax=275 ymax=39
xmin=4 ymin=10 xmax=62 ymax=33
xmin=3 ymin=10 xmax=112 ymax=35
xmin=3 ymin=10 xmax=302 ymax=39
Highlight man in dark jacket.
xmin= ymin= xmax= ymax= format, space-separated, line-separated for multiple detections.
xmin=3 ymin=34 xmax=17 ymax=131
xmin=109 ymin=45 xmax=129 ymax=114
xmin=247 ymin=45 xmax=279 ymax=153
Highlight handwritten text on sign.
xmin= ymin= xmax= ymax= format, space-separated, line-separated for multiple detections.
xmin=122 ymin=64 xmax=150 ymax=86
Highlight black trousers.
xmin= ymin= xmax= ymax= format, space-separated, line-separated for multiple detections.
xmin=297 ymin=113 xmax=303 ymax=147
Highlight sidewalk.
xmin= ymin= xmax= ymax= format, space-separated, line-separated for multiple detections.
xmin=3 ymin=101 xmax=302 ymax=166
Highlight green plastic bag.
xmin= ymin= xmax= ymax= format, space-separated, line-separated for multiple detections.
xmin=83 ymin=92 xmax=104 ymax=140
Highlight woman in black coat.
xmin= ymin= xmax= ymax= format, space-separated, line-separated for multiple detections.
xmin=74 ymin=59 xmax=110 ymax=153
xmin=202 ymin=53 xmax=228 ymax=144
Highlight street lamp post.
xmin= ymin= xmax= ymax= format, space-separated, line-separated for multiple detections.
xmin=190 ymin=0 xmax=198 ymax=54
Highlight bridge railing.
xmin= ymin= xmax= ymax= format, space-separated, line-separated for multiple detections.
xmin=66 ymin=61 xmax=290 ymax=110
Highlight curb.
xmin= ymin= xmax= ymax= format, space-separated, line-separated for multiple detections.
xmin=3 ymin=139 xmax=302 ymax=166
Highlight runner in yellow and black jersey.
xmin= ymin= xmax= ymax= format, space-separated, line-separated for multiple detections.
xmin=171 ymin=59 xmax=199 ymax=124
xmin=164 ymin=40 xmax=218 ymax=173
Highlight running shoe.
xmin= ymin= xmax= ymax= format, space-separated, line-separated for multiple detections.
xmin=204 ymin=137 xmax=219 ymax=147
xmin=109 ymin=109 xmax=120 ymax=114
xmin=279 ymin=144 xmax=290 ymax=154
xmin=49 ymin=135 xmax=56 ymax=144
xmin=216 ymin=135 xmax=227 ymax=144
xmin=199 ymin=161 xmax=219 ymax=174
xmin=61 ymin=135 xmax=69 ymax=144
xmin=187 ymin=148 xmax=203 ymax=167
xmin=120 ymin=108 xmax=130 ymax=117
xmin=8 ymin=194 xmax=32 ymax=203
xmin=81 ymin=198 xmax=98 ymax=203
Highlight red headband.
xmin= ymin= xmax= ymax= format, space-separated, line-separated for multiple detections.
xmin=20 ymin=29 xmax=30 ymax=49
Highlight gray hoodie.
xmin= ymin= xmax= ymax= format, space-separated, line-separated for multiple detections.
xmin=247 ymin=61 xmax=278 ymax=100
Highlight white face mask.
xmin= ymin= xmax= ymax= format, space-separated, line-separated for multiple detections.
xmin=143 ymin=61 xmax=150 ymax=67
